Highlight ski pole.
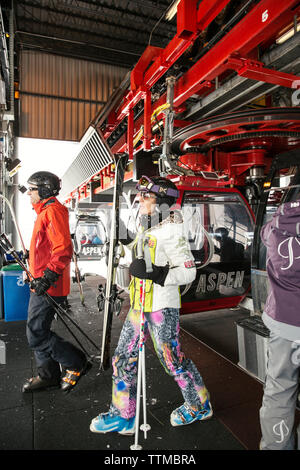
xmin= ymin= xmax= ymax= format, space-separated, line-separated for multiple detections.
xmin=141 ymin=344 xmax=150 ymax=439
xmin=0 ymin=233 xmax=101 ymax=358
xmin=130 ymin=279 xmax=147 ymax=451
xmin=0 ymin=234 xmax=89 ymax=356
xmin=44 ymin=292 xmax=101 ymax=354
xmin=139 ymin=278 xmax=151 ymax=440
xmin=130 ymin=236 xmax=151 ymax=450
xmin=139 ymin=239 xmax=151 ymax=440
xmin=43 ymin=294 xmax=94 ymax=360
xmin=73 ymin=251 xmax=85 ymax=305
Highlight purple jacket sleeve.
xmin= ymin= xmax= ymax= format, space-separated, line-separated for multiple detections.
xmin=260 ymin=220 xmax=273 ymax=248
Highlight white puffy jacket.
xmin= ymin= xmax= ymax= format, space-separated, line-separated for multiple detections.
xmin=129 ymin=210 xmax=196 ymax=312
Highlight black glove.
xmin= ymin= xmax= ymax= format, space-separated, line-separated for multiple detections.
xmin=31 ymin=268 xmax=59 ymax=296
xmin=129 ymin=259 xmax=169 ymax=286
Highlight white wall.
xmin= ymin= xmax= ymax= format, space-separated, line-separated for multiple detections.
xmin=16 ymin=137 xmax=79 ymax=248
xmin=14 ymin=137 xmax=106 ymax=277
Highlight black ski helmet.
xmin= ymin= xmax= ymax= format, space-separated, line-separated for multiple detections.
xmin=27 ymin=171 xmax=61 ymax=199
xmin=214 ymin=227 xmax=229 ymax=239
xmin=136 ymin=175 xmax=179 ymax=208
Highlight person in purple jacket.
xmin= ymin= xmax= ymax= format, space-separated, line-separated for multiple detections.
xmin=259 ymin=200 xmax=300 ymax=450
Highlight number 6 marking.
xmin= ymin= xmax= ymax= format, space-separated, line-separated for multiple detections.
xmin=262 ymin=9 xmax=269 ymax=22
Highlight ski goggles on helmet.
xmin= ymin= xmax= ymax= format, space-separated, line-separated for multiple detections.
xmin=27 ymin=187 xmax=39 ymax=192
xmin=136 ymin=175 xmax=179 ymax=198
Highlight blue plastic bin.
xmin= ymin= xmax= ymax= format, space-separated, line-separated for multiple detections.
xmin=1 ymin=264 xmax=30 ymax=322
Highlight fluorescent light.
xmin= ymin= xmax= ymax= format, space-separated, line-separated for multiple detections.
xmin=276 ymin=23 xmax=300 ymax=44
xmin=166 ymin=0 xmax=180 ymax=21
xmin=5 ymin=157 xmax=22 ymax=177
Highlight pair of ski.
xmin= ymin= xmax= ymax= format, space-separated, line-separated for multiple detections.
xmin=99 ymin=152 xmax=128 ymax=369
xmin=100 ymin=153 xmax=150 ymax=449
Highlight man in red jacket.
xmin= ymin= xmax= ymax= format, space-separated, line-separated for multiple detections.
xmin=23 ymin=171 xmax=89 ymax=393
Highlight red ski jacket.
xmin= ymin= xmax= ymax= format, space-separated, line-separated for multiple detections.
xmin=29 ymin=197 xmax=73 ymax=296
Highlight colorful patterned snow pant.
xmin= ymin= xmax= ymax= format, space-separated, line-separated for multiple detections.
xmin=109 ymin=307 xmax=209 ymax=419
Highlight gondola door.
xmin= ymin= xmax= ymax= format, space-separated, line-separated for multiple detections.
xmin=73 ymin=214 xmax=107 ymax=260
xmin=179 ymin=186 xmax=255 ymax=314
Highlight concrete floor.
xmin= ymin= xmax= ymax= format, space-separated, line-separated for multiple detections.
xmin=0 ymin=274 xmax=281 ymax=455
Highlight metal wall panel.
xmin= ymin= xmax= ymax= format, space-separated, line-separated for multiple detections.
xmin=19 ymin=50 xmax=128 ymax=141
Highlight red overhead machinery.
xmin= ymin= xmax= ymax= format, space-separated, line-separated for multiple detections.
xmin=63 ymin=0 xmax=300 ymax=314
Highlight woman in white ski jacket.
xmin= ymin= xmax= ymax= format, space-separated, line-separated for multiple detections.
xmin=128 ymin=207 xmax=197 ymax=313
xmin=90 ymin=176 xmax=212 ymax=434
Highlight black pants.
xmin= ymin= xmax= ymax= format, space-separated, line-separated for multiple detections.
xmin=26 ymin=292 xmax=86 ymax=380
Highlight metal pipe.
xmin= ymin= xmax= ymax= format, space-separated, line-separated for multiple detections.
xmin=9 ymin=0 xmax=14 ymax=115
xmin=0 ymin=194 xmax=26 ymax=253
xmin=159 ymin=76 xmax=188 ymax=176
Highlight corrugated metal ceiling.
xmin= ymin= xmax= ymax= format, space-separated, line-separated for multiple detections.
xmin=1 ymin=0 xmax=178 ymax=141
xmin=13 ymin=0 xmax=177 ymax=68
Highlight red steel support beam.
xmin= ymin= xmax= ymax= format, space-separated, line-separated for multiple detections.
xmin=99 ymin=0 xmax=300 ymax=175
xmin=127 ymin=108 xmax=134 ymax=159
xmin=197 ymin=0 xmax=233 ymax=31
xmin=226 ymin=55 xmax=300 ymax=88
xmin=115 ymin=0 xmax=230 ymax=127
xmin=143 ymin=0 xmax=198 ymax=89
xmin=143 ymin=89 xmax=152 ymax=150
xmin=177 ymin=0 xmax=197 ymax=38
xmin=173 ymin=0 xmax=300 ymax=107
xmin=130 ymin=46 xmax=162 ymax=91
xmin=105 ymin=0 xmax=300 ymax=151
xmin=144 ymin=0 xmax=231 ymax=88
xmin=238 ymin=65 xmax=300 ymax=89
